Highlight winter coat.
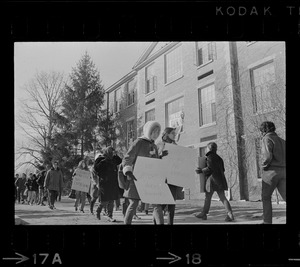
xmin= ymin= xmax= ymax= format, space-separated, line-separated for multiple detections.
xmin=44 ymin=167 xmax=64 ymax=192
xmin=261 ymin=132 xmax=286 ymax=170
xmin=89 ymin=166 xmax=100 ymax=199
xmin=36 ymin=172 xmax=46 ymax=189
xmin=202 ymin=151 xmax=228 ymax=192
xmin=94 ymin=155 xmax=122 ymax=202
xmin=156 ymin=140 xmax=184 ymax=201
xmin=122 ymin=137 xmax=160 ymax=200
xmin=25 ymin=178 xmax=39 ymax=191
xmin=15 ymin=177 xmax=26 ymax=190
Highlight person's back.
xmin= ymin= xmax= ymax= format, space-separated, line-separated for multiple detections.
xmin=261 ymin=132 xmax=286 ymax=169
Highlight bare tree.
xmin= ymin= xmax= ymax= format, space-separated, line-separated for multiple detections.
xmin=15 ymin=71 xmax=66 ymax=171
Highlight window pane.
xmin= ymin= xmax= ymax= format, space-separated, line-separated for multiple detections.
xmin=199 ymin=84 xmax=216 ymax=126
xmin=145 ymin=109 xmax=155 ymax=123
xmin=252 ymin=62 xmax=275 ymax=113
xmin=166 ymin=46 xmax=182 ymax=83
xmin=166 ymin=97 xmax=184 ymax=127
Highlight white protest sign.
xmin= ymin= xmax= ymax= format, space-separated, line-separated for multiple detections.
xmin=161 ymin=143 xmax=198 ymax=189
xmin=133 ymin=157 xmax=175 ymax=204
xmin=71 ymin=169 xmax=91 ymax=193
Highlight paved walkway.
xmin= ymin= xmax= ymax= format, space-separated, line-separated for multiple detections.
xmin=14 ymin=196 xmax=286 ymax=225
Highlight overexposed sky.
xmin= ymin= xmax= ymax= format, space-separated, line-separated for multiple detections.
xmin=14 ymin=41 xmax=150 ymax=172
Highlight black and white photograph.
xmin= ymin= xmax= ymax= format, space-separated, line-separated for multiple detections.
xmin=14 ymin=41 xmax=286 ymax=225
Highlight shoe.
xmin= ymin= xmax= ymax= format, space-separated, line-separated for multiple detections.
xmin=80 ymin=209 xmax=84 ymax=213
xmin=41 ymin=203 xmax=45 ymax=206
xmin=145 ymin=210 xmax=148 ymax=215
xmin=75 ymin=207 xmax=78 ymax=211
xmin=49 ymin=205 xmax=53 ymax=210
xmin=194 ymin=212 xmax=207 ymax=220
xmin=225 ymin=214 xmax=234 ymax=222
xmin=96 ymin=210 xmax=101 ymax=220
xmin=107 ymin=217 xmax=116 ymax=222
xmin=133 ymin=215 xmax=141 ymax=220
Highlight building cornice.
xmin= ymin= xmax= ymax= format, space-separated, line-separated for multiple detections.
xmin=105 ymin=70 xmax=137 ymax=93
xmin=133 ymin=42 xmax=181 ymax=71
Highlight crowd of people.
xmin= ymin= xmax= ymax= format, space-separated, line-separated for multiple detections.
xmin=15 ymin=120 xmax=286 ymax=225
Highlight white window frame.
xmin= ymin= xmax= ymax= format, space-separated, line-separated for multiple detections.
xmin=164 ymin=45 xmax=183 ymax=84
xmin=165 ymin=96 xmax=184 ymax=128
xmin=126 ymin=119 xmax=135 ymax=148
xmin=126 ymin=79 xmax=135 ymax=107
xmin=250 ymin=60 xmax=277 ymax=114
xmin=145 ymin=63 xmax=157 ymax=95
xmin=145 ymin=108 xmax=155 ymax=123
xmin=198 ymin=83 xmax=216 ymax=127
xmin=196 ymin=42 xmax=217 ymax=67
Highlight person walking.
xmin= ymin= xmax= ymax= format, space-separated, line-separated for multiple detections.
xmin=25 ymin=173 xmax=39 ymax=205
xmin=15 ymin=173 xmax=27 ymax=204
xmin=36 ymin=170 xmax=46 ymax=206
xmin=122 ymin=120 xmax=165 ymax=225
xmin=157 ymin=127 xmax=184 ymax=225
xmin=89 ymin=163 xmax=100 ymax=215
xmin=73 ymin=159 xmax=89 ymax=213
xmin=44 ymin=160 xmax=64 ymax=210
xmin=259 ymin=121 xmax=286 ymax=224
xmin=94 ymin=146 xmax=122 ymax=222
xmin=195 ymin=142 xmax=235 ymax=222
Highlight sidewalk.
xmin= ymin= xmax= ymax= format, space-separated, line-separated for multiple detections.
xmin=14 ymin=196 xmax=286 ymax=225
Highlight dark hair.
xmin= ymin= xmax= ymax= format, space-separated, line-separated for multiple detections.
xmin=207 ymin=142 xmax=217 ymax=152
xmin=161 ymin=127 xmax=176 ymax=142
xmin=259 ymin=121 xmax=276 ymax=134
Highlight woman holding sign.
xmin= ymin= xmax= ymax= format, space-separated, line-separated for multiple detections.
xmin=157 ymin=127 xmax=184 ymax=225
xmin=73 ymin=159 xmax=89 ymax=212
xmin=122 ymin=120 xmax=166 ymax=225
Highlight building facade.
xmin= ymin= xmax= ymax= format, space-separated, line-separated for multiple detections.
xmin=105 ymin=41 xmax=286 ymax=201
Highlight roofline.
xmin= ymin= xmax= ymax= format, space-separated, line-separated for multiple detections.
xmin=105 ymin=70 xmax=137 ymax=93
xmin=133 ymin=42 xmax=180 ymax=70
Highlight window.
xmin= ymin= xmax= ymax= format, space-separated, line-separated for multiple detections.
xmin=198 ymin=84 xmax=216 ymax=126
xmin=126 ymin=120 xmax=135 ymax=148
xmin=114 ymin=88 xmax=121 ymax=113
xmin=145 ymin=64 xmax=157 ymax=94
xmin=166 ymin=97 xmax=184 ymax=128
xmin=255 ymin=138 xmax=262 ymax=178
xmin=250 ymin=61 xmax=276 ymax=114
xmin=145 ymin=109 xmax=155 ymax=123
xmin=165 ymin=46 xmax=183 ymax=84
xmin=199 ymin=147 xmax=206 ymax=157
xmin=126 ymin=79 xmax=136 ymax=107
xmin=196 ymin=42 xmax=217 ymax=66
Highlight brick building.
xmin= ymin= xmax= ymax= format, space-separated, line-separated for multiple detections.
xmin=105 ymin=41 xmax=286 ymax=201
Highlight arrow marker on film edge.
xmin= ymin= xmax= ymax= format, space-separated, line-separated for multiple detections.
xmin=3 ymin=252 xmax=29 ymax=264
xmin=157 ymin=252 xmax=181 ymax=264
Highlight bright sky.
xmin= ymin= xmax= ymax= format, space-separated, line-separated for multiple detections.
xmin=14 ymin=41 xmax=150 ymax=173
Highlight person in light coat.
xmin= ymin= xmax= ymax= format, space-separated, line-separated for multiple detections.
xmin=122 ymin=120 xmax=166 ymax=225
xmin=259 ymin=121 xmax=286 ymax=224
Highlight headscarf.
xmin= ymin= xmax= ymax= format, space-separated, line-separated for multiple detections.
xmin=142 ymin=121 xmax=161 ymax=141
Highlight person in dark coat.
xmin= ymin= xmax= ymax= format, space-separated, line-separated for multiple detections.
xmin=15 ymin=173 xmax=27 ymax=204
xmin=259 ymin=121 xmax=286 ymax=224
xmin=25 ymin=173 xmax=39 ymax=205
xmin=156 ymin=127 xmax=184 ymax=225
xmin=94 ymin=146 xmax=122 ymax=222
xmin=122 ymin=120 xmax=164 ymax=225
xmin=195 ymin=142 xmax=234 ymax=222
xmin=36 ymin=170 xmax=46 ymax=205
xmin=44 ymin=160 xmax=64 ymax=210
